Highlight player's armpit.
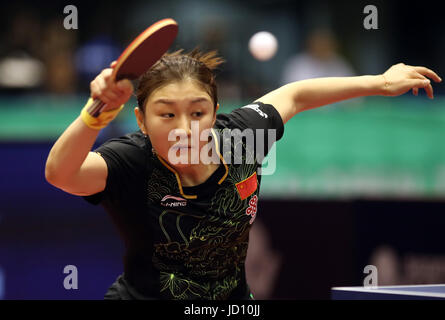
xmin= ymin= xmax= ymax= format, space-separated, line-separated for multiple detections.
xmin=57 ymin=151 xmax=108 ymax=196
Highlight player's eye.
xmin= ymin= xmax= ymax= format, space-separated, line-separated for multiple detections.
xmin=161 ymin=113 xmax=174 ymax=118
xmin=192 ymin=111 xmax=203 ymax=117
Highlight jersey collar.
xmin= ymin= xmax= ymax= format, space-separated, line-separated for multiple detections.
xmin=155 ymin=128 xmax=229 ymax=199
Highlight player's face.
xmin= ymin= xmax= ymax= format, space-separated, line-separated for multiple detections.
xmin=137 ymin=79 xmax=217 ymax=167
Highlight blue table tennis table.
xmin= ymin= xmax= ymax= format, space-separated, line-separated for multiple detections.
xmin=332 ymin=284 xmax=445 ymax=300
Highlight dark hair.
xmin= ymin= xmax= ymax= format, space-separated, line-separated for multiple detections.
xmin=136 ymin=48 xmax=225 ymax=112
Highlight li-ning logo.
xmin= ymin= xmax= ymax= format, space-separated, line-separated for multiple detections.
xmin=161 ymin=195 xmax=187 ymax=207
xmin=242 ymin=104 xmax=268 ymax=118
xmin=245 ymin=195 xmax=258 ymax=224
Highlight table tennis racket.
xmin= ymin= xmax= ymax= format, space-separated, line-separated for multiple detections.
xmin=88 ymin=18 xmax=178 ymax=117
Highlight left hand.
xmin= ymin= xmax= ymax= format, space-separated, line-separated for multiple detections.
xmin=381 ymin=63 xmax=442 ymax=99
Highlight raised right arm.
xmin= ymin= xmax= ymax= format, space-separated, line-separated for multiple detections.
xmin=45 ymin=116 xmax=108 ymax=196
xmin=45 ymin=63 xmax=133 ymax=196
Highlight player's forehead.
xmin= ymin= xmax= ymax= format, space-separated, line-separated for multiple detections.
xmin=146 ymin=79 xmax=212 ymax=104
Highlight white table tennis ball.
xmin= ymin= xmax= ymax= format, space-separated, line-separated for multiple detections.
xmin=248 ymin=31 xmax=278 ymax=61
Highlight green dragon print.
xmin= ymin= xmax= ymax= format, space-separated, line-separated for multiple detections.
xmin=150 ymin=128 xmax=261 ymax=299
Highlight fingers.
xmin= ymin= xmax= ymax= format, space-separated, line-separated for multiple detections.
xmin=411 ymin=66 xmax=442 ymax=83
xmin=424 ymin=82 xmax=434 ymax=99
xmin=102 ymin=89 xmax=121 ymax=103
xmin=90 ymin=81 xmax=101 ymax=100
xmin=110 ymin=61 xmax=117 ymax=68
xmin=91 ymin=70 xmax=114 ymax=101
xmin=406 ymin=65 xmax=439 ymax=99
xmin=90 ymin=68 xmax=133 ymax=106
xmin=411 ymin=79 xmax=434 ymax=99
xmin=414 ymin=73 xmax=434 ymax=99
xmin=95 ymin=74 xmax=108 ymax=93
xmin=116 ymin=79 xmax=134 ymax=94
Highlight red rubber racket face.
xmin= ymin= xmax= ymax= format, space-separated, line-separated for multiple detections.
xmin=113 ymin=18 xmax=178 ymax=81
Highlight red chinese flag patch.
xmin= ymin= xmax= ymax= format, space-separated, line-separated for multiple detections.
xmin=236 ymin=172 xmax=258 ymax=200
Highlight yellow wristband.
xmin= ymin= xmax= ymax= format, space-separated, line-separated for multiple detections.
xmin=80 ymin=98 xmax=124 ymax=130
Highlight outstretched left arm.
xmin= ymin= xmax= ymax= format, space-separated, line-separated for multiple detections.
xmin=257 ymin=63 xmax=442 ymax=124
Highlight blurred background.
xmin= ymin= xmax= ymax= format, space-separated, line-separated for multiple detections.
xmin=0 ymin=0 xmax=444 ymax=299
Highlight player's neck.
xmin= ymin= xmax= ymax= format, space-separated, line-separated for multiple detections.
xmin=176 ymin=162 xmax=220 ymax=187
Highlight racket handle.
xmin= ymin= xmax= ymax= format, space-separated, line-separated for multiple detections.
xmin=87 ymin=98 xmax=107 ymax=118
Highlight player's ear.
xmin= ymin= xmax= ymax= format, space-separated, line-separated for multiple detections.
xmin=134 ymin=106 xmax=147 ymax=135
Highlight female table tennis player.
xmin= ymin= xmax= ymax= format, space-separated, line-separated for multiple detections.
xmin=45 ymin=49 xmax=441 ymax=300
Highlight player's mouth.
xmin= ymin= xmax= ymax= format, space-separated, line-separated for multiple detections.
xmin=171 ymin=144 xmax=191 ymax=150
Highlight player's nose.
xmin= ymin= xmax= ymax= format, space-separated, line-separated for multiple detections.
xmin=174 ymin=115 xmax=192 ymax=136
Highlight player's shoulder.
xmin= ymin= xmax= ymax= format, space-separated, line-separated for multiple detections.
xmin=93 ymin=129 xmax=152 ymax=168
xmin=99 ymin=129 xmax=150 ymax=151
xmin=215 ymin=101 xmax=280 ymax=129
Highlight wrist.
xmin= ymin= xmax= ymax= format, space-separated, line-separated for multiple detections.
xmin=80 ymin=98 xmax=124 ymax=130
xmin=364 ymin=75 xmax=388 ymax=96
xmin=379 ymin=74 xmax=390 ymax=96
